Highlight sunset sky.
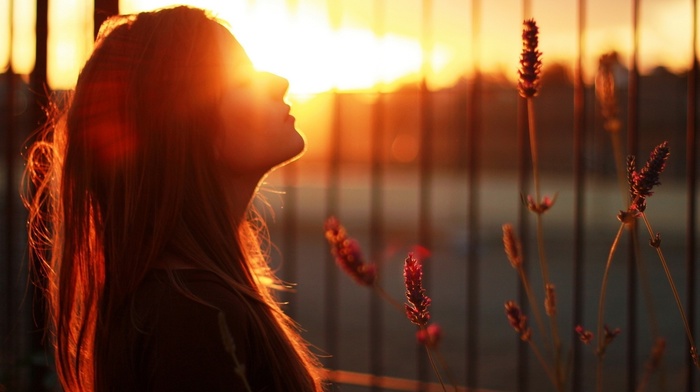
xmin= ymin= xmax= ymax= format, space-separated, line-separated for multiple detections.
xmin=1 ymin=0 xmax=697 ymax=93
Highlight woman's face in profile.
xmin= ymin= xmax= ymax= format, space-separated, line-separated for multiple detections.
xmin=215 ymin=28 xmax=306 ymax=176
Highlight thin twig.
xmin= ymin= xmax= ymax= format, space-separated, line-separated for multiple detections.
xmin=528 ymin=95 xmax=563 ymax=391
xmin=424 ymin=344 xmax=447 ymax=392
xmin=517 ymin=267 xmax=548 ymax=347
xmin=373 ymin=283 xmax=405 ymax=314
xmin=528 ymin=339 xmax=559 ymax=389
xmin=641 ymin=215 xmax=698 ymax=363
xmin=596 ymin=222 xmax=626 ymax=392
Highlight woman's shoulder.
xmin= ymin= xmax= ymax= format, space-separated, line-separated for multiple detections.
xmin=138 ymin=269 xmax=251 ymax=321
xmin=133 ymin=269 xmax=261 ymax=390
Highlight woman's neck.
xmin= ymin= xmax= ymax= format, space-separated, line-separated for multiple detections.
xmin=223 ymin=170 xmax=268 ymax=219
xmin=153 ymin=172 xmax=265 ymax=271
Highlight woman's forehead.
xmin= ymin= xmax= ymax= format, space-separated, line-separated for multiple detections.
xmin=206 ymin=25 xmax=253 ymax=83
xmin=213 ymin=25 xmax=252 ymax=65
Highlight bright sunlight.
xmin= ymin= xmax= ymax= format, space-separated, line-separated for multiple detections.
xmin=125 ymin=0 xmax=451 ymax=94
xmin=2 ymin=0 xmax=696 ymax=92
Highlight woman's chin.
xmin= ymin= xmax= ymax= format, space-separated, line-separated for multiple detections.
xmin=272 ymin=144 xmax=306 ymax=171
xmin=284 ymin=129 xmax=307 ymax=163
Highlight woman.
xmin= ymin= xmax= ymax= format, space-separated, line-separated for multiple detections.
xmin=24 ymin=6 xmax=324 ymax=391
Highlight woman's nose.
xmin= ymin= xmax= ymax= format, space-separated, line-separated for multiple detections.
xmin=257 ymin=71 xmax=289 ymax=99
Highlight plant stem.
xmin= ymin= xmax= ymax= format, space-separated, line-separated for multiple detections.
xmin=527 ymin=98 xmax=542 ymax=205
xmin=596 ymin=221 xmax=626 ymax=392
xmin=527 ymin=97 xmax=552 ymax=307
xmin=433 ymin=347 xmax=459 ymax=391
xmin=373 ymin=283 xmax=405 ymax=314
xmin=641 ymin=215 xmax=698 ymax=359
xmin=533 ymin=213 xmax=552 ymax=290
xmin=528 ymin=339 xmax=559 ymax=389
xmin=518 ymin=267 xmax=548 ymax=347
xmin=630 ymin=228 xmax=662 ymax=340
xmin=597 ymin=357 xmax=604 ymax=392
xmin=528 ymin=95 xmax=562 ymax=388
xmin=424 ymin=339 xmax=447 ymax=392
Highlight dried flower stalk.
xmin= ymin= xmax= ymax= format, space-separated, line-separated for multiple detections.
xmin=627 ymin=141 xmax=670 ymax=212
xmin=518 ymin=19 xmax=542 ymax=98
xmin=505 ymin=301 xmax=531 ymax=341
xmin=596 ymin=52 xmax=629 ymax=208
xmin=324 ymin=216 xmax=377 ymax=286
xmin=505 ymin=301 xmax=558 ymax=387
xmin=404 ymin=253 xmax=431 ymax=327
xmin=544 ymin=283 xmax=556 ymax=317
xmin=502 ymin=223 xmax=547 ymax=342
xmin=502 ymin=223 xmax=522 ymax=269
xmin=595 ymin=52 xmax=621 ymax=134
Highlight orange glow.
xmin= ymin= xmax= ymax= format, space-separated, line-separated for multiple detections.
xmin=1 ymin=0 xmax=36 ymax=74
xmin=3 ymin=0 xmax=698 ymax=91
xmin=121 ymin=0 xmax=451 ymax=95
xmin=391 ymin=133 xmax=419 ymax=164
xmin=47 ymin=0 xmax=93 ymax=89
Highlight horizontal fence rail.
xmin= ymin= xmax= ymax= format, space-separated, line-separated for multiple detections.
xmin=1 ymin=0 xmax=698 ymax=391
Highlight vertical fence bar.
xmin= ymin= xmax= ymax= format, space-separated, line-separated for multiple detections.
xmin=626 ymin=1 xmax=640 ymax=391
xmin=280 ymin=177 xmax=300 ymax=314
xmin=686 ymin=0 xmax=698 ymax=390
xmin=282 ymin=163 xmax=300 ymax=319
xmin=324 ymin=90 xmax=341 ymax=380
xmin=3 ymin=0 xmax=18 ymax=385
xmin=324 ymin=0 xmax=342 ymax=383
xmin=370 ymin=1 xmax=386 ymax=390
xmin=281 ymin=0 xmax=301 ymax=321
xmin=518 ymin=2 xmax=533 ymax=391
xmin=465 ymin=0 xmax=482 ymax=388
xmin=516 ymin=92 xmax=530 ymax=392
xmin=417 ymin=0 xmax=433 ymax=387
xmin=571 ymin=0 xmax=587 ymax=391
xmin=29 ymin=1 xmax=49 ymax=390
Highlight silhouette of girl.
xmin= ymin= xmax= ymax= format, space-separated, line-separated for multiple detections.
xmin=24 ymin=6 xmax=323 ymax=391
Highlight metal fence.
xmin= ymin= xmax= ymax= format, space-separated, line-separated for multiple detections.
xmin=2 ymin=0 xmax=698 ymax=391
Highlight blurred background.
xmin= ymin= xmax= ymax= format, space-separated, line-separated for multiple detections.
xmin=2 ymin=0 xmax=699 ymax=391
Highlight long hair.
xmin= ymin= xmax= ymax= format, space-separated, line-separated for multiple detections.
xmin=24 ymin=6 xmax=323 ymax=391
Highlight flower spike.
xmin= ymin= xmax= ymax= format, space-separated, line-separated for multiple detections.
xmin=595 ymin=52 xmax=621 ymax=133
xmin=544 ymin=283 xmax=557 ymax=316
xmin=627 ymin=141 xmax=670 ymax=212
xmin=404 ymin=253 xmax=431 ymax=327
xmin=505 ymin=301 xmax=532 ymax=341
xmin=518 ymin=19 xmax=543 ymax=98
xmin=324 ymin=216 xmax=377 ymax=286
xmin=502 ymin=223 xmax=522 ymax=269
